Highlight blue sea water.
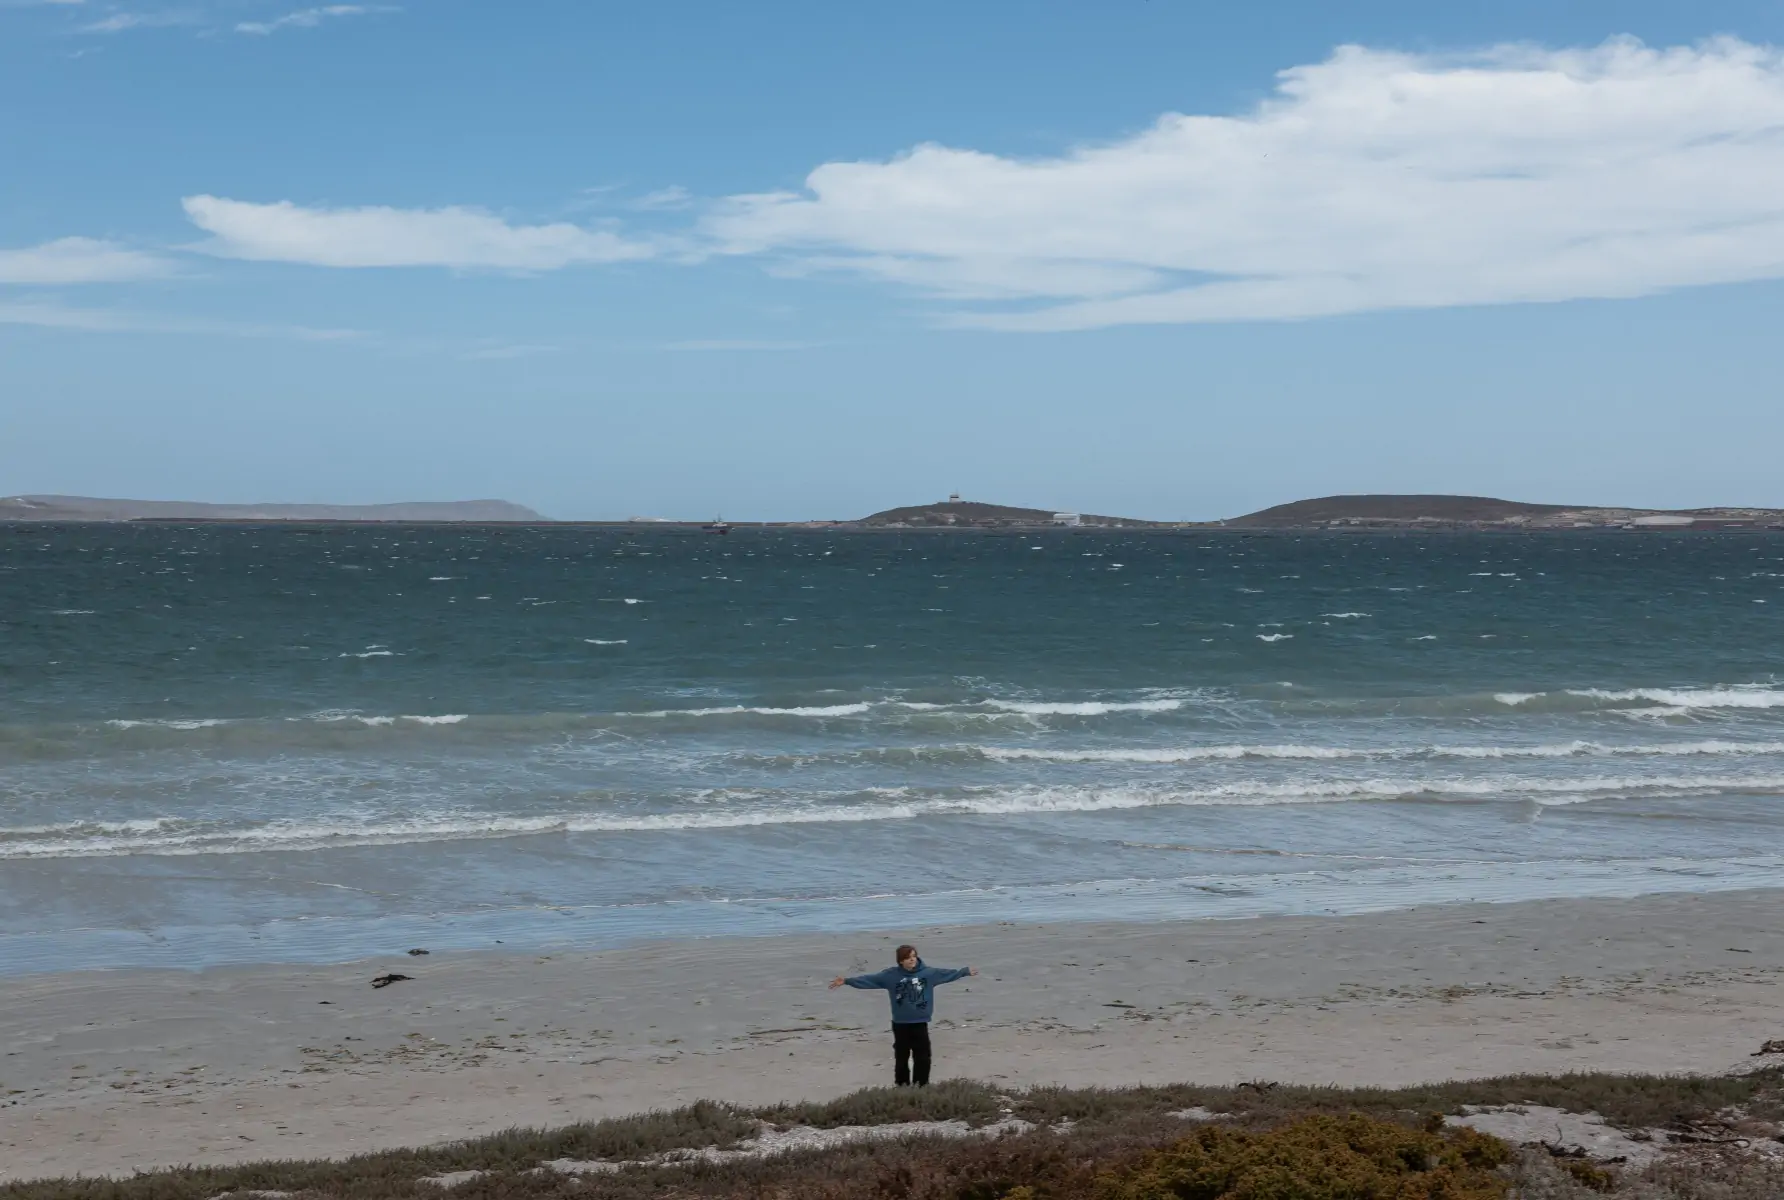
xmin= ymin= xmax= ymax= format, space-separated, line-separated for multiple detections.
xmin=3 ymin=524 xmax=1783 ymax=974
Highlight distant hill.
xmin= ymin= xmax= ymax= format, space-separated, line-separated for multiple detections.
xmin=858 ymin=499 xmax=1154 ymax=528
xmin=1226 ymin=494 xmax=1782 ymax=530
xmin=1229 ymin=495 xmax=1573 ymax=527
xmin=0 ymin=495 xmax=547 ymax=522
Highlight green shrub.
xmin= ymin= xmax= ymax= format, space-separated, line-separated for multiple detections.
xmin=1095 ymin=1113 xmax=1512 ymax=1200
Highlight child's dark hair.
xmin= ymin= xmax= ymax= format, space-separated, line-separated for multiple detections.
xmin=896 ymin=944 xmax=917 ymax=962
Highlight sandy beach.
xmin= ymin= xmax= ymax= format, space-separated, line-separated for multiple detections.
xmin=3 ymin=888 xmax=1782 ymax=1181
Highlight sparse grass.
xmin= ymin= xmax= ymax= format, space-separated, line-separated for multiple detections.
xmin=4 ymin=1071 xmax=1780 ymax=1200
xmin=0 ymin=1101 xmax=757 ymax=1200
xmin=1009 ymin=1070 xmax=1784 ymax=1132
xmin=756 ymin=1079 xmax=1004 ymax=1129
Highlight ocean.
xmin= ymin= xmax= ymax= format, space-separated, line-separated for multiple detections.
xmin=3 ymin=523 xmax=1783 ymax=975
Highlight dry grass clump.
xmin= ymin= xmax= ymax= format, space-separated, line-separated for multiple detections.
xmin=1621 ymin=1153 xmax=1784 ymax=1199
xmin=1084 ymin=1113 xmax=1513 ymax=1200
xmin=1505 ymin=1148 xmax=1784 ymax=1200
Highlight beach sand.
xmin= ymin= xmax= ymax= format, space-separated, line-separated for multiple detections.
xmin=3 ymin=888 xmax=1782 ymax=1181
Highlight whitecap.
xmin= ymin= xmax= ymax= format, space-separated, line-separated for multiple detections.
xmin=632 ymin=703 xmax=875 ymax=719
xmin=1257 ymin=633 xmax=1293 ymax=642
xmin=983 ymin=698 xmax=1184 ymax=715
xmin=1567 ymin=686 xmax=1784 ymax=710
xmin=584 ymin=639 xmax=628 ymax=645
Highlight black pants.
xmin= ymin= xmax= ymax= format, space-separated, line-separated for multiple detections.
xmin=892 ymin=1021 xmax=931 ymax=1086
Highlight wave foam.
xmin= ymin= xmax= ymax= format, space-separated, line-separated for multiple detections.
xmin=978 ymin=740 xmax=1784 ymax=764
xmin=105 ymin=718 xmax=231 ymax=731
xmin=304 ymin=712 xmax=466 ymax=727
xmin=10 ymin=771 xmax=1784 ymax=859
xmin=983 ymin=699 xmax=1184 ymax=715
xmin=1568 ymin=687 xmax=1784 ymax=709
xmin=633 ymin=703 xmax=876 ymax=719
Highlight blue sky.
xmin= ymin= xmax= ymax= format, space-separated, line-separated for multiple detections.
xmin=4 ymin=0 xmax=1784 ymax=520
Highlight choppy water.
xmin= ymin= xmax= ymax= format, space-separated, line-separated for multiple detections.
xmin=3 ymin=524 xmax=1783 ymax=973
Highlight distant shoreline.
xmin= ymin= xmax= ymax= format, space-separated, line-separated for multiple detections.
xmin=6 ymin=518 xmax=1783 ymax=533
xmin=7 ymin=490 xmax=1784 ymax=530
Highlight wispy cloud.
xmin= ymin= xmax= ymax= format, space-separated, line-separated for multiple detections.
xmin=0 ymin=237 xmax=173 ymax=284
xmin=632 ymin=186 xmax=693 ymax=211
xmin=234 ymin=4 xmax=392 ymax=36
xmin=75 ymin=9 xmax=194 ymax=33
xmin=0 ymin=299 xmax=363 ymax=341
xmin=182 ymin=195 xmax=658 ymax=269
xmin=661 ymin=338 xmax=820 ymax=352
xmin=461 ymin=342 xmax=560 ymax=360
xmin=704 ymin=37 xmax=1784 ymax=329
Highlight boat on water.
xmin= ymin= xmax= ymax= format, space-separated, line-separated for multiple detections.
xmin=703 ymin=517 xmax=731 ymax=535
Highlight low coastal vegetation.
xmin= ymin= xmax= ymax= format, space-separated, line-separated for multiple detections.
xmin=7 ymin=1071 xmax=1781 ymax=1200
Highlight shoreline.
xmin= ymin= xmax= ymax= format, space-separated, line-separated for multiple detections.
xmin=14 ymin=860 xmax=1784 ymax=979
xmin=5 ymin=888 xmax=1784 ymax=1180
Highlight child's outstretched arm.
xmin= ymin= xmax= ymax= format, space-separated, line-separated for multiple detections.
xmin=933 ymin=966 xmax=979 ymax=984
xmin=828 ymin=969 xmax=891 ymax=990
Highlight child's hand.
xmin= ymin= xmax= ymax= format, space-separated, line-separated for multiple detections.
xmin=828 ymin=976 xmax=846 ymax=989
xmin=968 ymin=966 xmax=979 ymax=976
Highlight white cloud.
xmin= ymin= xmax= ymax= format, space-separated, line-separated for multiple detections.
xmin=704 ymin=37 xmax=1784 ymax=329
xmin=181 ymin=195 xmax=657 ymax=269
xmin=235 ymin=4 xmax=390 ymax=36
xmin=0 ymin=237 xmax=172 ymax=284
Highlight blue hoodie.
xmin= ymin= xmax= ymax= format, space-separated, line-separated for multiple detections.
xmin=844 ymin=958 xmax=971 ymax=1024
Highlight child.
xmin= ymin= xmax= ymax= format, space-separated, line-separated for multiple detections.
xmin=829 ymin=944 xmax=978 ymax=1086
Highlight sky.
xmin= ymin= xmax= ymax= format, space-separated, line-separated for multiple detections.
xmin=4 ymin=1 xmax=1784 ymax=521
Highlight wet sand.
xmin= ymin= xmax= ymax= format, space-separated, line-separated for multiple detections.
xmin=3 ymin=888 xmax=1782 ymax=1181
